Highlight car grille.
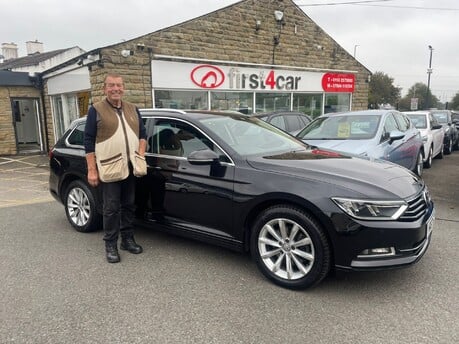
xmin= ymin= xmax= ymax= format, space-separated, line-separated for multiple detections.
xmin=399 ymin=189 xmax=430 ymax=221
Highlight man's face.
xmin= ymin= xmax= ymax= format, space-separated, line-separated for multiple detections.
xmin=104 ymin=76 xmax=124 ymax=104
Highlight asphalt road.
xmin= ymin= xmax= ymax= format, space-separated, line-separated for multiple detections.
xmin=1 ymin=152 xmax=458 ymax=344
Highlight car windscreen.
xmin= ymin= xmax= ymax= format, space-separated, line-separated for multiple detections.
xmin=407 ymin=115 xmax=427 ymax=129
xmin=199 ymin=116 xmax=306 ymax=156
xmin=297 ymin=115 xmax=381 ymax=140
xmin=432 ymin=112 xmax=448 ymax=124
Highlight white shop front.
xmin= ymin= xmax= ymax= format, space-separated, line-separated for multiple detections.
xmin=151 ymin=57 xmax=356 ymax=118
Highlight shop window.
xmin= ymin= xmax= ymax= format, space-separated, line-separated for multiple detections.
xmin=324 ymin=93 xmax=351 ymax=114
xmin=255 ymin=93 xmax=290 ymax=113
xmin=211 ymin=92 xmax=253 ymax=114
xmin=154 ymin=90 xmax=208 ymax=110
xmin=52 ymin=94 xmax=80 ymax=140
xmin=293 ymin=94 xmax=323 ymax=119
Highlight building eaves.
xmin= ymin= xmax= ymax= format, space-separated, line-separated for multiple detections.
xmin=0 ymin=48 xmax=72 ymax=70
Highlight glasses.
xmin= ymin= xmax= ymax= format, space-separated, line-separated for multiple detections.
xmin=105 ymin=83 xmax=124 ymax=88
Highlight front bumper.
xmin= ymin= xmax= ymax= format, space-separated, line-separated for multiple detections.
xmin=332 ymin=206 xmax=435 ymax=271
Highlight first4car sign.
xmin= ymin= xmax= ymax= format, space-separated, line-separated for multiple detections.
xmin=152 ymin=60 xmax=355 ymax=93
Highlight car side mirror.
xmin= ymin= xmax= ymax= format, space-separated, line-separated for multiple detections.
xmin=389 ymin=130 xmax=404 ymax=143
xmin=188 ymin=149 xmax=220 ymax=165
xmin=432 ymin=124 xmax=442 ymax=130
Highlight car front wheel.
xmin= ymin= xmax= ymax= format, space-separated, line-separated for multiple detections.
xmin=445 ymin=138 xmax=453 ymax=155
xmin=64 ymin=180 xmax=101 ymax=232
xmin=414 ymin=151 xmax=423 ymax=176
xmin=250 ymin=205 xmax=331 ymax=289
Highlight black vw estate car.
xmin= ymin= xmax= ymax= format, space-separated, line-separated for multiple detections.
xmin=49 ymin=109 xmax=434 ymax=289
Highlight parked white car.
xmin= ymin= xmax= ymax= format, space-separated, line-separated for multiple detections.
xmin=403 ymin=111 xmax=444 ymax=168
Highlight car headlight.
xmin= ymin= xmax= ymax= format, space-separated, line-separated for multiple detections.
xmin=332 ymin=197 xmax=408 ymax=220
xmin=421 ymin=135 xmax=428 ymax=142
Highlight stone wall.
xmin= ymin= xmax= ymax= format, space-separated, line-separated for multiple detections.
xmin=87 ymin=0 xmax=370 ymax=109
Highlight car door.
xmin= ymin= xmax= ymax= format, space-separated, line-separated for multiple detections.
xmin=394 ymin=112 xmax=420 ymax=169
xmin=138 ymin=117 xmax=235 ymax=238
xmin=429 ymin=114 xmax=444 ymax=156
xmin=379 ymin=113 xmax=407 ymax=168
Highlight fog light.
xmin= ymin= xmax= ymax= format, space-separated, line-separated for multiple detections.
xmin=358 ymin=247 xmax=395 ymax=258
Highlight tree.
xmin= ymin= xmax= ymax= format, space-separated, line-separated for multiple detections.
xmin=450 ymin=92 xmax=459 ymax=110
xmin=368 ymin=71 xmax=401 ymax=109
xmin=398 ymin=83 xmax=439 ymax=111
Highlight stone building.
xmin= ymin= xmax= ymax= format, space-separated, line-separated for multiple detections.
xmin=2 ymin=0 xmax=371 ymax=155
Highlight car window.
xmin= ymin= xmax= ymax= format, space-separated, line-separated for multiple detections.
xmin=285 ymin=115 xmax=303 ymax=132
xmin=145 ymin=118 xmax=230 ymax=162
xmin=432 ymin=112 xmax=448 ymax=124
xmin=381 ymin=114 xmax=399 ymax=142
xmin=429 ymin=114 xmax=440 ymax=128
xmin=67 ymin=123 xmax=85 ymax=146
xmin=298 ymin=115 xmax=380 ymax=140
xmin=394 ymin=113 xmax=410 ymax=132
xmin=407 ymin=115 xmax=427 ymax=129
xmin=269 ymin=116 xmax=287 ymax=130
xmin=200 ymin=116 xmax=304 ymax=156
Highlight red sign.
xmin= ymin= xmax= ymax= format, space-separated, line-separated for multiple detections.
xmin=321 ymin=73 xmax=355 ymax=92
xmin=190 ymin=65 xmax=225 ymax=89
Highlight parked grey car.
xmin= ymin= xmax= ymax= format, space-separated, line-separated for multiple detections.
xmin=296 ymin=109 xmax=424 ymax=176
xmin=430 ymin=109 xmax=459 ymax=153
xmin=252 ymin=111 xmax=312 ymax=135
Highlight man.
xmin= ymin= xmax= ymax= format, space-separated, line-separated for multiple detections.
xmin=84 ymin=73 xmax=147 ymax=263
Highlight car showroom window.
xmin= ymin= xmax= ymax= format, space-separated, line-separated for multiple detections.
xmin=154 ymin=90 xmax=208 ymax=110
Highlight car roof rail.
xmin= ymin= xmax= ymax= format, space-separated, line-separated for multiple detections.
xmin=140 ymin=108 xmax=187 ymax=115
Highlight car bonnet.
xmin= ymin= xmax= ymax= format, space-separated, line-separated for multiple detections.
xmin=246 ymin=150 xmax=423 ymax=199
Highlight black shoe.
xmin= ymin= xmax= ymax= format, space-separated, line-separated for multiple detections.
xmin=120 ymin=236 xmax=143 ymax=254
xmin=105 ymin=242 xmax=120 ymax=263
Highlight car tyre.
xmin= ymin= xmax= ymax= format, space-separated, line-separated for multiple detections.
xmin=64 ymin=180 xmax=101 ymax=232
xmin=423 ymin=146 xmax=433 ymax=168
xmin=250 ymin=205 xmax=331 ymax=289
xmin=445 ymin=138 xmax=453 ymax=155
xmin=413 ymin=151 xmax=423 ymax=176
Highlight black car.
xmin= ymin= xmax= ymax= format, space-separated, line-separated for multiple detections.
xmin=49 ymin=109 xmax=434 ymax=289
xmin=431 ymin=110 xmax=459 ymax=153
xmin=252 ymin=111 xmax=312 ymax=135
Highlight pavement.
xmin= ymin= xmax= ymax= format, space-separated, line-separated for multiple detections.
xmin=0 ymin=154 xmax=53 ymax=208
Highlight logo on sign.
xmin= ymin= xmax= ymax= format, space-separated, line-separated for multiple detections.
xmin=321 ymin=73 xmax=355 ymax=93
xmin=190 ymin=65 xmax=225 ymax=89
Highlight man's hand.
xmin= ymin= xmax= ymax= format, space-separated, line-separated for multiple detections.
xmin=87 ymin=168 xmax=99 ymax=187
xmin=86 ymin=153 xmax=99 ymax=187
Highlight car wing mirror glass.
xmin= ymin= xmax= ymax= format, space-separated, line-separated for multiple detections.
xmin=432 ymin=124 xmax=442 ymax=130
xmin=188 ymin=149 xmax=219 ymax=165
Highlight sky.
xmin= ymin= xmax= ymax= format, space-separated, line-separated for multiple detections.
xmin=1 ymin=0 xmax=458 ymax=102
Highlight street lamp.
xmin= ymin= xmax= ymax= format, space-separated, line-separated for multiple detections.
xmin=426 ymin=45 xmax=434 ymax=109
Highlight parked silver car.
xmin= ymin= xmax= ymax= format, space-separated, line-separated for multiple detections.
xmin=296 ymin=109 xmax=425 ymax=176
xmin=403 ymin=111 xmax=444 ymax=168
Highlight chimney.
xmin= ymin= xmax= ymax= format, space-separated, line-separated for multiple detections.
xmin=1 ymin=42 xmax=19 ymax=60
xmin=26 ymin=40 xmax=44 ymax=55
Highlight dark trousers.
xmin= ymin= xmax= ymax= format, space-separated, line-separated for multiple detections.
xmin=102 ymin=173 xmax=136 ymax=243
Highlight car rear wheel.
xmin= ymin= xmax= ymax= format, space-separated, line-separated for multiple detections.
xmin=413 ymin=151 xmax=423 ymax=176
xmin=424 ymin=146 xmax=433 ymax=168
xmin=445 ymin=138 xmax=453 ymax=155
xmin=250 ymin=205 xmax=331 ymax=289
xmin=64 ymin=180 xmax=101 ymax=232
